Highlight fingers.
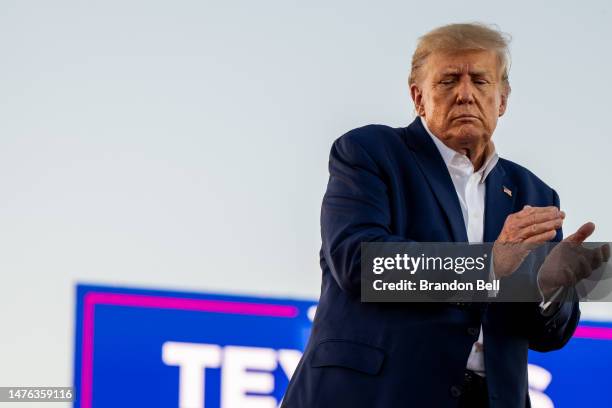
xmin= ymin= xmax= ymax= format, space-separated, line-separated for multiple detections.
xmin=506 ymin=205 xmax=564 ymax=243
xmin=541 ymin=239 xmax=609 ymax=290
xmin=523 ymin=229 xmax=557 ymax=244
xmin=564 ymin=222 xmax=596 ymax=243
xmin=587 ymin=247 xmax=604 ymax=270
xmin=518 ymin=218 xmax=563 ymax=241
xmin=514 ymin=206 xmax=564 ymax=229
xmin=581 ymin=243 xmax=610 ymax=270
xmin=576 ymin=255 xmax=593 ymax=281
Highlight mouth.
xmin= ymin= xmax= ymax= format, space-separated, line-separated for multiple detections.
xmin=452 ymin=114 xmax=480 ymax=121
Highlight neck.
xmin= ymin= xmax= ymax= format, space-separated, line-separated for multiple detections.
xmin=464 ymin=143 xmax=490 ymax=170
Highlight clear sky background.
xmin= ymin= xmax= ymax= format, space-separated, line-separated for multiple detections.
xmin=1 ymin=0 xmax=611 ymax=396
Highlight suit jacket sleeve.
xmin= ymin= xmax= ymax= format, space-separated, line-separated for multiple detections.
xmin=321 ymin=131 xmax=413 ymax=296
xmin=527 ymin=188 xmax=581 ymax=351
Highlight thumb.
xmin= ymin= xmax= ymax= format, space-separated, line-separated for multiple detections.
xmin=564 ymin=222 xmax=596 ymax=243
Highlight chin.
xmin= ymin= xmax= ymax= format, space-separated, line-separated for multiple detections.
xmin=445 ymin=124 xmax=488 ymax=150
xmin=452 ymin=124 xmax=484 ymax=140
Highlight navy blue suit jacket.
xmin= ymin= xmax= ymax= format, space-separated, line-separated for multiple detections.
xmin=281 ymin=117 xmax=579 ymax=408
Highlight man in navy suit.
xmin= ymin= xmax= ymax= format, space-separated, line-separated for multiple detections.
xmin=281 ymin=23 xmax=605 ymax=407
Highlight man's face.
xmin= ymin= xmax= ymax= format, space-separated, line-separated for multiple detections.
xmin=410 ymin=49 xmax=508 ymax=162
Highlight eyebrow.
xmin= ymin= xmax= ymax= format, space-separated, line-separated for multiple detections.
xmin=440 ymin=69 xmax=490 ymax=77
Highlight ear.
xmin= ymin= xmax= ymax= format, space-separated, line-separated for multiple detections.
xmin=498 ymin=89 xmax=509 ymax=117
xmin=410 ymin=83 xmax=426 ymax=116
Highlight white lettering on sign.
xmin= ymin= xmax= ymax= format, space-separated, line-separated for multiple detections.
xmin=162 ymin=341 xmax=303 ymax=408
xmin=277 ymin=349 xmax=302 ymax=380
xmin=162 ymin=342 xmax=222 ymax=408
xmin=221 ymin=346 xmax=276 ymax=408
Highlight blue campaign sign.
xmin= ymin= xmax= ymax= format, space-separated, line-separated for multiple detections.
xmin=74 ymin=284 xmax=612 ymax=408
xmin=73 ymin=284 xmax=316 ymax=408
xmin=528 ymin=322 xmax=612 ymax=408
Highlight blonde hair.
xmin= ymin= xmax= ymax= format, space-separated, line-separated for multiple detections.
xmin=409 ymin=23 xmax=512 ymax=93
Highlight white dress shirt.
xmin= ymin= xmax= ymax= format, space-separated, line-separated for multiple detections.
xmin=422 ymin=118 xmax=499 ymax=377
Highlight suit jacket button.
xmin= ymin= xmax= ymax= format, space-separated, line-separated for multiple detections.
xmin=467 ymin=327 xmax=479 ymax=336
xmin=450 ymin=385 xmax=462 ymax=398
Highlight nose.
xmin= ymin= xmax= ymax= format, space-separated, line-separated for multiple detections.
xmin=456 ymin=77 xmax=475 ymax=104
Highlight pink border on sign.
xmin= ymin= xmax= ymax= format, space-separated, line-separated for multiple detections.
xmin=573 ymin=325 xmax=612 ymax=341
xmin=79 ymin=291 xmax=299 ymax=408
xmin=78 ymin=291 xmax=612 ymax=408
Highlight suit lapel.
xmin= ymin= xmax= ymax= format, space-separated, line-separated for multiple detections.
xmin=483 ymin=162 xmax=516 ymax=242
xmin=402 ymin=117 xmax=468 ymax=242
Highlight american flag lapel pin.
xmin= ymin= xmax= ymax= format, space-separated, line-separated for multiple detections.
xmin=503 ymin=186 xmax=512 ymax=197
